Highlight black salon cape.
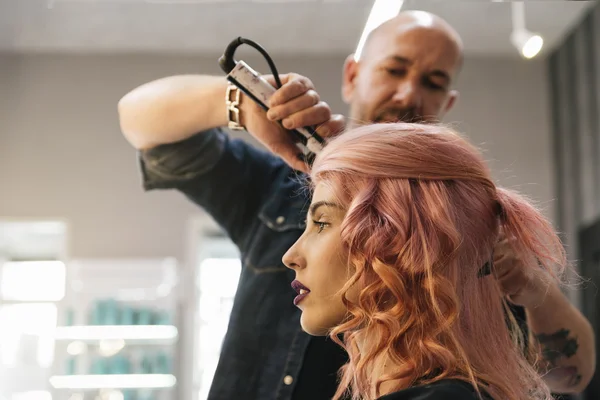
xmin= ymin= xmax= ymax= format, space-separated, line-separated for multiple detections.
xmin=378 ymin=379 xmax=491 ymax=400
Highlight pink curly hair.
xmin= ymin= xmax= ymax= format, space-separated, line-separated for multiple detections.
xmin=309 ymin=123 xmax=566 ymax=400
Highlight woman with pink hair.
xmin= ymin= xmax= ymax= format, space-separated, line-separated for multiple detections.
xmin=282 ymin=123 xmax=566 ymax=400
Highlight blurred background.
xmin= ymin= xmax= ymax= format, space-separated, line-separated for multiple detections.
xmin=0 ymin=0 xmax=598 ymax=400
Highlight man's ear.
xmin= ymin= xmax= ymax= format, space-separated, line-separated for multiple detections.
xmin=444 ymin=90 xmax=459 ymax=114
xmin=341 ymin=54 xmax=359 ymax=104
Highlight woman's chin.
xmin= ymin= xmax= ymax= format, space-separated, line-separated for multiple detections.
xmin=300 ymin=314 xmax=334 ymax=337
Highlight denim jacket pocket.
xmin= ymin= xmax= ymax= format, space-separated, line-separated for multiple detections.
xmin=244 ymin=181 xmax=308 ymax=273
xmin=258 ymin=197 xmax=307 ymax=232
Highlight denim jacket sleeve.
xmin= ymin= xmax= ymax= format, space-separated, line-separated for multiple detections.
xmin=138 ymin=128 xmax=286 ymax=252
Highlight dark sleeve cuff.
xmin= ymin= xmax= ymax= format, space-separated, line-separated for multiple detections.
xmin=138 ymin=128 xmax=226 ymax=191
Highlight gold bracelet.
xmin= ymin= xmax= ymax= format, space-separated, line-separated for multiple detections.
xmin=226 ymin=84 xmax=245 ymax=130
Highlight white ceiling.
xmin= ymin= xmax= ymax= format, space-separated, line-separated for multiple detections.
xmin=0 ymin=0 xmax=595 ymax=57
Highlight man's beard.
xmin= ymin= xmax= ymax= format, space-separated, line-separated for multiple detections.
xmin=373 ymin=107 xmax=424 ymax=123
xmin=348 ymin=103 xmax=428 ymax=129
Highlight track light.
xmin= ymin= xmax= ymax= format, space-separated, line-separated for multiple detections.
xmin=511 ymin=2 xmax=543 ymax=59
xmin=511 ymin=29 xmax=543 ymax=59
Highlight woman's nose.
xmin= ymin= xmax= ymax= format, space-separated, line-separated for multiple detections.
xmin=282 ymin=240 xmax=305 ymax=270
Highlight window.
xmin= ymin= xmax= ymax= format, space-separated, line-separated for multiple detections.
xmin=195 ymin=235 xmax=241 ymax=400
xmin=0 ymin=220 xmax=67 ymax=400
xmin=0 ymin=303 xmax=58 ymax=368
xmin=1 ymin=261 xmax=66 ymax=302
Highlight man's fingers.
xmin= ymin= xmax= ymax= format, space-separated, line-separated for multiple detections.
xmin=494 ymin=262 xmax=514 ymax=281
xmin=494 ymin=248 xmax=509 ymax=261
xmin=492 ymin=254 xmax=516 ymax=278
xmin=496 ymin=238 xmax=510 ymax=246
xmin=316 ymin=114 xmax=346 ymax=139
xmin=267 ymin=90 xmax=320 ymax=122
xmin=270 ymin=74 xmax=314 ymax=106
xmin=272 ymin=73 xmax=292 ymax=86
xmin=281 ymin=102 xmax=332 ymax=131
xmin=270 ymin=142 xmax=310 ymax=173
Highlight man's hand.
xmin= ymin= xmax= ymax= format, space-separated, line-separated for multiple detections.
xmin=493 ymin=231 xmax=596 ymax=393
xmin=241 ymin=73 xmax=345 ymax=172
xmin=493 ymin=229 xmax=548 ymax=308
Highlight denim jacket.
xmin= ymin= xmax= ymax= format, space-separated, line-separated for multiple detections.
xmin=139 ymin=128 xmax=347 ymax=400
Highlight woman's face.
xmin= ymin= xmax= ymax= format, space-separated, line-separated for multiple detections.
xmin=282 ymin=183 xmax=358 ymax=336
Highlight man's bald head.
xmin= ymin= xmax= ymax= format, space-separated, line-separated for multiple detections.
xmin=361 ymin=10 xmax=464 ymax=70
xmin=342 ymin=10 xmax=463 ymax=125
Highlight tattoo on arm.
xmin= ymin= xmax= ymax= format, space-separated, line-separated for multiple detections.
xmin=535 ymin=328 xmax=582 ymax=387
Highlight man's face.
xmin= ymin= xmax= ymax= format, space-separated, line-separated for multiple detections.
xmin=342 ymin=24 xmax=461 ymax=125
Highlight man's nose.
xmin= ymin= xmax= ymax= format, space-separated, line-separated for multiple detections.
xmin=391 ymin=80 xmax=423 ymax=109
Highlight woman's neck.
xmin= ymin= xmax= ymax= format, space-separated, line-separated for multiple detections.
xmin=355 ymin=332 xmax=412 ymax=398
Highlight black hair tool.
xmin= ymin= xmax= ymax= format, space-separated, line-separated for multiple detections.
xmin=218 ymin=37 xmax=325 ymax=166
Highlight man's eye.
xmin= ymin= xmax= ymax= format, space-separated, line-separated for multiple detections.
xmin=386 ymin=68 xmax=406 ymax=77
xmin=426 ymin=80 xmax=445 ymax=90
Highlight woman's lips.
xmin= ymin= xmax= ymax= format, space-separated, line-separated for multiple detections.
xmin=291 ymin=280 xmax=311 ymax=306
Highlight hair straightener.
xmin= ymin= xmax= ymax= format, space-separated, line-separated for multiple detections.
xmin=217 ymin=37 xmax=325 ymax=166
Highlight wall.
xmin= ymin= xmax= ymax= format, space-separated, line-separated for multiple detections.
xmin=549 ymin=2 xmax=600 ymax=256
xmin=547 ymin=3 xmax=600 ymax=398
xmin=0 ymin=53 xmax=553 ymax=261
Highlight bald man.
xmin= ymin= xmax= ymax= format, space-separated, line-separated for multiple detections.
xmin=344 ymin=11 xmax=463 ymax=126
xmin=119 ymin=11 xmax=594 ymax=399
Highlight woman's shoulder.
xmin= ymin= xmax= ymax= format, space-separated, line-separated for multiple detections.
xmin=378 ymin=379 xmax=490 ymax=400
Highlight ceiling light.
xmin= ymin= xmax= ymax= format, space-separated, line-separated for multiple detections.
xmin=354 ymin=0 xmax=404 ymax=61
xmin=510 ymin=2 xmax=543 ymax=59
xmin=511 ymin=29 xmax=543 ymax=59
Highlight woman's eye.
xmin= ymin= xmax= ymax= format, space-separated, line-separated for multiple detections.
xmin=313 ymin=221 xmax=329 ymax=233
